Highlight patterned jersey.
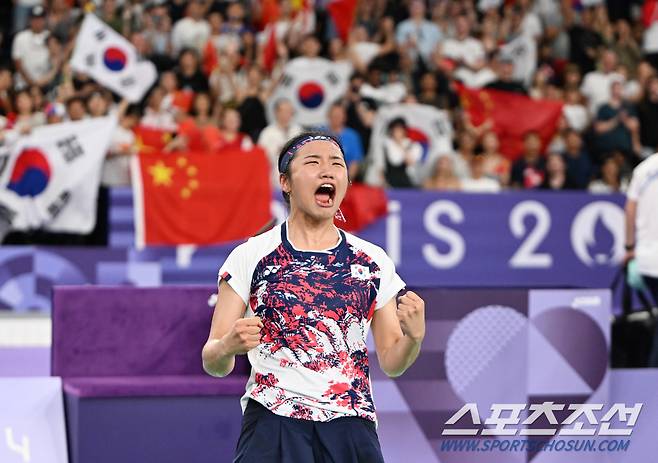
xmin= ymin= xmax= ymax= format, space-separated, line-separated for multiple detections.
xmin=218 ymin=222 xmax=405 ymax=423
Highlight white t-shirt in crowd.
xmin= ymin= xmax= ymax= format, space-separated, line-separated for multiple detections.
xmin=627 ymin=154 xmax=658 ymax=278
xmin=461 ymin=177 xmax=501 ymax=193
xmin=171 ymin=17 xmax=210 ymax=54
xmin=580 ymin=71 xmax=624 ymax=115
xmin=562 ymin=104 xmax=589 ymax=132
xmin=257 ymin=123 xmax=303 ymax=189
xmin=102 ymin=125 xmax=135 ymax=187
xmin=442 ymin=37 xmax=485 ymax=68
xmin=12 ymin=29 xmax=50 ymax=88
xmin=218 ymin=222 xmax=405 ymax=423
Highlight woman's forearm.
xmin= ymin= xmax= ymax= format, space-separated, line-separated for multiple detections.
xmin=202 ymin=338 xmax=235 ymax=377
xmin=379 ymin=335 xmax=422 ymax=378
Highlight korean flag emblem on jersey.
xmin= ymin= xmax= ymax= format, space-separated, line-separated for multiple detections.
xmin=351 ymin=264 xmax=371 ymax=280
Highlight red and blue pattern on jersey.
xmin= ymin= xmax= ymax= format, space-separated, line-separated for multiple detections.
xmin=245 ymin=223 xmax=382 ymax=422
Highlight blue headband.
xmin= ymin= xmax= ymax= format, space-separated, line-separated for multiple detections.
xmin=278 ymin=135 xmax=341 ymax=173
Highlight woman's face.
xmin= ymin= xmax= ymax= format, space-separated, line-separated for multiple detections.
xmin=282 ymin=140 xmax=348 ymax=222
xmin=482 ymin=132 xmax=499 ymax=152
xmin=88 ymin=93 xmax=108 ymax=116
xmin=222 ymin=109 xmax=240 ymax=132
xmin=16 ymin=92 xmax=33 ymax=114
xmin=194 ymin=94 xmax=210 ymax=115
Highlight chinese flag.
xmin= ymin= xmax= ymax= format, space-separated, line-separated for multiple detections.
xmin=134 ymin=126 xmax=174 ymax=152
xmin=327 ymin=0 xmax=358 ymax=42
xmin=133 ymin=148 xmax=272 ymax=246
xmin=457 ymin=85 xmax=563 ymax=161
xmin=335 ymin=183 xmax=388 ymax=232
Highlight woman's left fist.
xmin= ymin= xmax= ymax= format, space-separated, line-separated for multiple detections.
xmin=396 ymin=290 xmax=426 ymax=343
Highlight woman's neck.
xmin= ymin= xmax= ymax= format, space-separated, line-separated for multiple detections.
xmin=287 ymin=213 xmax=339 ymax=251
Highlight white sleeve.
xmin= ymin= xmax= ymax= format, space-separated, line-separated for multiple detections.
xmin=217 ymin=242 xmax=253 ymax=306
xmin=375 ymin=253 xmax=406 ymax=309
xmin=626 ymin=167 xmax=643 ymax=201
xmin=11 ymin=34 xmax=25 ymax=61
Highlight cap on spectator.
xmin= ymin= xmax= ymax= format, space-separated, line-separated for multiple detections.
xmin=45 ymin=102 xmax=66 ymax=119
xmin=30 ymin=5 xmax=46 ymax=18
xmin=497 ymin=52 xmax=514 ymax=64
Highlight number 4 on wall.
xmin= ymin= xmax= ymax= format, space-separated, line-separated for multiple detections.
xmin=4 ymin=427 xmax=30 ymax=462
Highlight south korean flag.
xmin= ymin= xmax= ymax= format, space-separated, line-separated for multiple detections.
xmin=71 ymin=14 xmax=157 ymax=102
xmin=267 ymin=57 xmax=352 ymax=127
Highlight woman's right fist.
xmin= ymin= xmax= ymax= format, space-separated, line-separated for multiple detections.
xmin=224 ymin=317 xmax=264 ymax=355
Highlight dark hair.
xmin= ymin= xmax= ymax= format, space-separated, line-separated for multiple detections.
xmin=276 ymin=131 xmax=345 ymax=206
xmin=387 ymin=117 xmax=406 ymax=133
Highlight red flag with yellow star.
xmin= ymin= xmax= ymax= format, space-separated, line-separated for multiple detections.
xmin=456 ymin=85 xmax=563 ymax=160
xmin=132 ymin=149 xmax=271 ymax=246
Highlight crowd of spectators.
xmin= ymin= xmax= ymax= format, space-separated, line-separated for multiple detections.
xmin=1 ymin=0 xmax=656 ymax=198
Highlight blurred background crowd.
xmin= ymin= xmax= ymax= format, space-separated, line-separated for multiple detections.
xmin=0 ymin=0 xmax=656 ymax=198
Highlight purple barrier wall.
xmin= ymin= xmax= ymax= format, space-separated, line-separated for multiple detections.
xmin=46 ymin=286 xmax=658 ymax=462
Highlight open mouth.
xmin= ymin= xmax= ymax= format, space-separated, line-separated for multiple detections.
xmin=314 ymin=183 xmax=336 ymax=208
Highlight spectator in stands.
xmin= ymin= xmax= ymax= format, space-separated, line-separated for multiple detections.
xmin=566 ymin=5 xmax=603 ymax=75
xmin=592 ymin=79 xmax=641 ymax=162
xmin=511 ymin=131 xmax=546 ymax=189
xmin=141 ymin=87 xmax=177 ymax=131
xmin=461 ymin=155 xmax=501 ymax=193
xmin=10 ymin=88 xmax=45 ymax=133
xmin=236 ymin=66 xmax=270 ymax=142
xmin=485 ymin=53 xmax=527 ymax=95
xmin=638 ymin=76 xmax=658 ymax=154
xmin=204 ymin=11 xmax=238 ymax=74
xmin=441 ymin=14 xmax=485 ymax=74
xmin=542 ymin=152 xmax=572 ymax=190
xmin=223 ymin=2 xmax=250 ymax=50
xmin=66 ymin=96 xmax=87 ymax=122
xmin=562 ymin=129 xmax=592 ymax=190
xmin=102 ymin=101 xmax=138 ymax=188
xmin=481 ymin=131 xmax=510 ymax=186
xmin=177 ymin=92 xmax=222 ymax=152
xmin=423 ymin=155 xmax=460 ymax=191
xmin=581 ymin=49 xmax=623 ymax=115
xmin=454 ymin=131 xmax=476 ymax=180
xmin=98 ymin=0 xmax=125 ymax=34
xmin=322 ymin=102 xmax=364 ymax=180
xmin=47 ymin=0 xmax=78 ymax=44
xmin=87 ymin=91 xmax=110 ymax=118
xmin=171 ymin=0 xmax=210 ymax=55
xmin=612 ymin=19 xmax=642 ymax=76
xmin=589 ymin=154 xmax=629 ymax=193
xmin=218 ymin=107 xmax=253 ymax=151
xmin=383 ymin=117 xmax=422 ymax=188
xmin=12 ymin=5 xmax=51 ymax=91
xmin=395 ymin=0 xmax=442 ymax=68
xmin=176 ymin=48 xmax=209 ymax=93
xmin=562 ymin=88 xmax=589 ymax=132
xmin=143 ymin=2 xmax=173 ymax=58
xmin=258 ymin=99 xmax=302 ymax=189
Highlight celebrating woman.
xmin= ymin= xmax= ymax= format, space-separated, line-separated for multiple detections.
xmin=202 ymin=132 xmax=425 ymax=462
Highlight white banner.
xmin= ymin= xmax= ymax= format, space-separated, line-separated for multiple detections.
xmin=500 ymin=32 xmax=537 ymax=86
xmin=267 ymin=57 xmax=351 ymax=127
xmin=0 ymin=117 xmax=116 ymax=233
xmin=71 ymin=14 xmax=157 ymax=102
xmin=366 ymin=103 xmax=453 ymax=186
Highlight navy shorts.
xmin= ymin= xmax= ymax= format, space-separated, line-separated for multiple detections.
xmin=234 ymin=399 xmax=386 ymax=463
